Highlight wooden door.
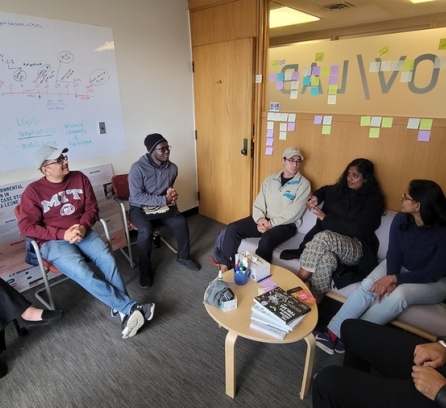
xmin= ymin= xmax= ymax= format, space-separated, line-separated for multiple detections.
xmin=193 ymin=38 xmax=255 ymax=224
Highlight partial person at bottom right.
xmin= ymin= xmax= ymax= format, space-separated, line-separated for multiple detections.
xmin=313 ymin=179 xmax=446 ymax=355
xmin=313 ymin=319 xmax=446 ymax=408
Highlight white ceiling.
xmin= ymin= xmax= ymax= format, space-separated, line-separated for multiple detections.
xmin=270 ymin=0 xmax=446 ymax=38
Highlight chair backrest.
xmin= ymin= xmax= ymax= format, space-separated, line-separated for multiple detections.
xmin=14 ymin=204 xmax=21 ymax=220
xmin=112 ymin=174 xmax=130 ymax=201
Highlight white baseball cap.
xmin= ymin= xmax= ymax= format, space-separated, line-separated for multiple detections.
xmin=35 ymin=146 xmax=69 ymax=169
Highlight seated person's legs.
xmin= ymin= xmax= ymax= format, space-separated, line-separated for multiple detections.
xmin=129 ymin=206 xmax=155 ymax=288
xmin=161 ymin=214 xmax=200 ymax=271
xmin=256 ymin=223 xmax=296 ymax=263
xmin=220 ymin=216 xmax=260 ymax=268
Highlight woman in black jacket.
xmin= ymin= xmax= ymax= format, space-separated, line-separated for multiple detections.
xmin=280 ymin=158 xmax=385 ymax=303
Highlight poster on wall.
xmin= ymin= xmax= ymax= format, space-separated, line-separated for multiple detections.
xmin=267 ymin=27 xmax=446 ymax=117
xmin=0 ymin=163 xmax=126 ymax=293
xmin=0 ymin=11 xmax=126 ymax=172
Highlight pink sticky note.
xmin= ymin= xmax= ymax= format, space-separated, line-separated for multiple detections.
xmin=276 ymin=81 xmax=284 ymax=90
xmin=314 ymin=115 xmax=323 ymax=125
xmin=417 ymin=130 xmax=431 ymax=142
xmin=266 ymin=137 xmax=274 ymax=146
xmin=265 ymin=147 xmax=273 ymax=155
xmin=287 ymin=123 xmax=295 ymax=131
xmin=330 ymin=65 xmax=339 ymax=75
xmin=269 ymin=73 xmax=277 ymax=82
xmin=328 ymin=75 xmax=338 ymax=85
xmin=266 ymin=129 xmax=274 ymax=137
xmin=291 ymin=71 xmax=299 ymax=80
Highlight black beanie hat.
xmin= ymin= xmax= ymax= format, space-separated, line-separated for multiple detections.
xmin=144 ymin=133 xmax=167 ymax=154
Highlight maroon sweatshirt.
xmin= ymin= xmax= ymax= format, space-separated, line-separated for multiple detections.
xmin=18 ymin=171 xmax=99 ymax=245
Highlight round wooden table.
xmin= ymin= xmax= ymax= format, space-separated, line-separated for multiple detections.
xmin=204 ymin=265 xmax=318 ymax=399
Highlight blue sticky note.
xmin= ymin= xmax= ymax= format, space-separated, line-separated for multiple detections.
xmin=311 ymin=86 xmax=319 ymax=96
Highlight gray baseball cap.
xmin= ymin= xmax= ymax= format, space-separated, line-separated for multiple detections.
xmin=35 ymin=146 xmax=69 ymax=169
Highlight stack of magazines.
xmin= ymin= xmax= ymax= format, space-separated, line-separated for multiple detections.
xmin=250 ymin=287 xmax=311 ymax=340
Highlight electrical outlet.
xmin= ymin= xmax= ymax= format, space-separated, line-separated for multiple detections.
xmin=99 ymin=122 xmax=106 ymax=134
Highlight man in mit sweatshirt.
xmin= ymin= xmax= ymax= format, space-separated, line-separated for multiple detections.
xmin=18 ymin=146 xmax=154 ymax=339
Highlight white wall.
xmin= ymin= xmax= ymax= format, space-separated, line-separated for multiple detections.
xmin=0 ymin=0 xmax=198 ymax=211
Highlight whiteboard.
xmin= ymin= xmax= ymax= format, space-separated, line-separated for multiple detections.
xmin=0 ymin=12 xmax=126 ymax=172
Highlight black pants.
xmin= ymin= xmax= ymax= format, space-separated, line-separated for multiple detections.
xmin=0 ymin=279 xmax=31 ymax=352
xmin=221 ymin=216 xmax=296 ymax=268
xmin=129 ymin=206 xmax=191 ymax=279
xmin=313 ymin=319 xmax=446 ymax=408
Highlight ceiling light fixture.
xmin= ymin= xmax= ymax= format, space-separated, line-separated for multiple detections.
xmin=410 ymin=0 xmax=435 ymax=3
xmin=270 ymin=6 xmax=320 ymax=28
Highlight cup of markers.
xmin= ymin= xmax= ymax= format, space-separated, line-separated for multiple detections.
xmin=234 ymin=263 xmax=251 ymax=285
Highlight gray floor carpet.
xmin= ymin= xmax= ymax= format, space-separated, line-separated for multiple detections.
xmin=1 ymin=213 xmax=342 ymax=408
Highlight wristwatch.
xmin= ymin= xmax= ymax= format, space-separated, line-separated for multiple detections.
xmin=437 ymin=336 xmax=446 ymax=348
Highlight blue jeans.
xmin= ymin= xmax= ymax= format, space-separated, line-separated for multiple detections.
xmin=328 ymin=260 xmax=446 ymax=337
xmin=40 ymin=229 xmax=136 ymax=315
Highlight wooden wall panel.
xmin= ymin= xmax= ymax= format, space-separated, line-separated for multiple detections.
xmin=258 ymin=112 xmax=446 ymax=212
xmin=189 ymin=0 xmax=257 ymax=46
xmin=188 ymin=0 xmax=235 ymax=11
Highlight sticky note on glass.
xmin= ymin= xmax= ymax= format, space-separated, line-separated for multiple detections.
xmin=290 ymin=81 xmax=299 ymax=90
xmin=439 ymin=38 xmax=446 ymax=51
xmin=284 ymin=71 xmax=293 ymax=81
xmin=288 ymin=122 xmax=295 ymax=131
xmin=330 ymin=65 xmax=339 ymax=75
xmin=269 ymin=73 xmax=277 ymax=82
xmin=265 ymin=147 xmax=273 ymax=155
xmin=328 ymin=76 xmax=338 ymax=85
xmin=277 ymin=72 xmax=284 ymax=81
xmin=314 ymin=115 xmax=323 ymax=125
xmin=379 ymin=45 xmax=389 ymax=56
xmin=322 ymin=125 xmax=331 ymax=135
xmin=407 ymin=118 xmax=420 ymax=129
xmin=274 ymin=113 xmax=282 ymax=121
xmin=312 ymin=65 xmax=321 ymax=76
xmin=360 ymin=116 xmax=371 ymax=126
xmin=328 ymin=85 xmax=338 ymax=95
xmin=380 ymin=61 xmax=391 ymax=72
xmin=391 ymin=60 xmax=403 ymax=71
xmin=266 ymin=137 xmax=274 ymax=146
xmin=266 ymin=129 xmax=274 ymax=137
xmin=279 ymin=131 xmax=287 ymax=140
xmin=267 ymin=121 xmax=274 ymax=130
xmin=381 ymin=117 xmax=393 ymax=128
xmin=323 ymin=116 xmax=332 ymax=125
xmin=311 ymin=76 xmax=320 ymax=86
xmin=303 ymin=77 xmax=311 ymax=86
xmin=400 ymin=72 xmax=413 ymax=82
xmin=290 ymin=91 xmax=298 ymax=99
xmin=311 ymin=87 xmax=319 ymax=96
xmin=369 ymin=62 xmax=380 ymax=72
xmin=276 ymin=81 xmax=284 ymax=90
xmin=281 ymin=113 xmax=288 ymax=121
xmin=303 ymin=67 xmax=312 ymax=77
xmin=288 ymin=114 xmax=296 ymax=122
xmin=291 ymin=71 xmax=299 ymax=80
xmin=371 ymin=116 xmax=382 ymax=127
xmin=315 ymin=52 xmax=324 ymax=62
xmin=420 ymin=119 xmax=433 ymax=130
xmin=418 ymin=130 xmax=431 ymax=142
xmin=267 ymin=112 xmax=275 ymax=120
xmin=369 ymin=128 xmax=380 ymax=138
xmin=321 ymin=66 xmax=330 ymax=76
xmin=280 ymin=123 xmax=287 ymax=131
xmin=402 ymin=60 xmax=414 ymax=71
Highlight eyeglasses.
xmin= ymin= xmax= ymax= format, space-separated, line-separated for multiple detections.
xmin=401 ymin=193 xmax=417 ymax=203
xmin=43 ymin=155 xmax=68 ymax=167
xmin=154 ymin=146 xmax=172 ymax=153
xmin=286 ymin=158 xmax=302 ymax=165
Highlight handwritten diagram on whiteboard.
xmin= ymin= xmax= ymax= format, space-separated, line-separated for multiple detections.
xmin=0 ymin=12 xmax=126 ymax=172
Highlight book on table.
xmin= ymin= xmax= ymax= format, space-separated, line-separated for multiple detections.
xmin=249 ymin=320 xmax=287 ymax=340
xmin=251 ymin=303 xmax=307 ymax=333
xmin=253 ymin=287 xmax=311 ymax=325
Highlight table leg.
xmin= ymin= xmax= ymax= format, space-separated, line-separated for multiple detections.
xmin=225 ymin=330 xmax=238 ymax=398
xmin=300 ymin=332 xmax=315 ymax=399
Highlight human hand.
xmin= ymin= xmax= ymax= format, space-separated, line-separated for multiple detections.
xmin=166 ymin=187 xmax=178 ymax=204
xmin=414 ymin=343 xmax=446 ymax=368
xmin=257 ymin=218 xmax=271 ymax=233
xmin=310 ymin=206 xmax=326 ymax=220
xmin=412 ymin=365 xmax=446 ymax=400
xmin=369 ymin=275 xmax=396 ymax=302
xmin=305 ymin=195 xmax=318 ymax=210
xmin=64 ymin=224 xmax=84 ymax=244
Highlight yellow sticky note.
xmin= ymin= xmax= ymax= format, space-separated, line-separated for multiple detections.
xmin=420 ymin=119 xmax=433 ymax=130
xmin=379 ymin=46 xmax=389 ymax=56
xmin=369 ymin=128 xmax=380 ymax=138
xmin=321 ymin=66 xmax=330 ymax=76
xmin=311 ymin=76 xmax=320 ymax=86
xmin=315 ymin=52 xmax=324 ymax=62
xmin=272 ymin=60 xmax=279 ymax=68
xmin=328 ymin=85 xmax=338 ymax=95
xmin=402 ymin=60 xmax=414 ymax=71
xmin=361 ymin=116 xmax=371 ymax=126
xmin=439 ymin=38 xmax=446 ymax=51
xmin=322 ymin=125 xmax=331 ymax=135
xmin=381 ymin=117 xmax=393 ymax=128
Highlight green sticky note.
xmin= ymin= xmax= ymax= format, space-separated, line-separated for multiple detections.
xmin=328 ymin=85 xmax=338 ymax=95
xmin=322 ymin=125 xmax=331 ymax=135
xmin=381 ymin=117 xmax=393 ymax=128
xmin=420 ymin=119 xmax=433 ymax=130
xmin=379 ymin=46 xmax=389 ymax=56
xmin=321 ymin=66 xmax=330 ymax=76
xmin=369 ymin=128 xmax=380 ymax=138
xmin=315 ymin=52 xmax=324 ymax=62
xmin=439 ymin=38 xmax=446 ymax=51
xmin=402 ymin=60 xmax=414 ymax=71
xmin=272 ymin=60 xmax=279 ymax=68
xmin=311 ymin=76 xmax=320 ymax=86
xmin=360 ymin=116 xmax=371 ymax=126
